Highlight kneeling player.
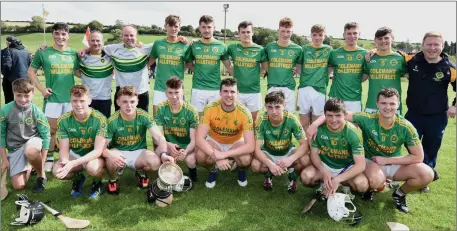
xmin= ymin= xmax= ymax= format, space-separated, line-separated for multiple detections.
xmin=155 ymin=77 xmax=199 ymax=181
xmin=196 ymin=78 xmax=255 ymax=188
xmin=104 ymin=86 xmax=174 ymax=195
xmin=308 ymin=88 xmax=433 ymax=212
xmin=300 ymin=98 xmax=368 ymax=198
xmin=251 ymin=91 xmax=310 ymax=193
xmin=53 ymin=85 xmax=107 ymax=199
xmin=1 ymin=79 xmax=50 ymax=193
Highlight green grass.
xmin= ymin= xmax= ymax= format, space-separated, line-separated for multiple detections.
xmin=1 ymin=74 xmax=455 ymax=230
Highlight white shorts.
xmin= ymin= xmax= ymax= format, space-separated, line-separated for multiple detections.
xmin=191 ymin=89 xmax=220 ymax=112
xmin=206 ymin=136 xmax=244 ymax=152
xmin=365 ymin=158 xmax=401 ymax=179
xmin=45 ymin=102 xmax=72 ymax=118
xmin=267 ymin=87 xmax=296 ymax=113
xmin=323 ymin=162 xmax=353 ymax=177
xmin=8 ymin=137 xmax=43 ymax=176
xmin=238 ymin=93 xmax=262 ymax=112
xmin=365 ymin=108 xmax=402 ymax=115
xmin=69 ymin=150 xmax=87 ymax=169
xmin=117 ymin=149 xmax=147 ymax=169
xmin=263 ymin=148 xmax=295 ymax=164
xmin=297 ymin=86 xmax=326 ymax=116
xmin=344 ymin=101 xmax=362 ymax=113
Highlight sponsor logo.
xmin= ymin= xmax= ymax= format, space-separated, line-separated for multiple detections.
xmin=434 ymin=72 xmax=444 ymax=81
xmin=370 ymin=60 xmax=376 ymax=63
xmin=25 ymin=117 xmax=33 ymax=125
xmin=69 ymin=128 xmax=77 ymax=132
xmin=159 ymin=46 xmax=166 ymax=50
xmin=320 ymin=135 xmax=329 ymax=140
xmin=413 ymin=65 xmax=419 ymax=72
xmin=372 ymin=130 xmax=378 ymax=136
xmin=270 ymin=49 xmax=277 ymax=52
xmin=337 ymin=55 xmax=344 ymax=59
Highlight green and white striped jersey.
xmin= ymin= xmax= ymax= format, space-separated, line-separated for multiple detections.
xmin=79 ymin=53 xmax=114 ymax=100
xmin=103 ymin=44 xmax=152 ymax=94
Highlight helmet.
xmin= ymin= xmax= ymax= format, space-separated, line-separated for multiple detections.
xmin=11 ymin=194 xmax=45 ymax=226
xmin=327 ymin=193 xmax=362 ymax=225
xmin=147 ymin=179 xmax=174 ymax=207
xmin=172 ymin=175 xmax=192 ymax=192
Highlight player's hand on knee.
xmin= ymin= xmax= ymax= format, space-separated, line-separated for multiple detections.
xmin=167 ymin=142 xmax=180 ymax=158
xmin=176 ymin=149 xmax=186 ymax=161
xmin=268 ymin=163 xmax=282 ymax=176
xmin=277 ymin=157 xmax=293 ymax=169
xmin=372 ymin=156 xmax=387 ymax=165
xmin=1 ymin=158 xmax=9 ymax=172
xmin=111 ymin=153 xmax=126 ymax=168
xmin=216 ymin=159 xmax=231 ymax=171
xmin=56 ymin=160 xmax=75 ymax=179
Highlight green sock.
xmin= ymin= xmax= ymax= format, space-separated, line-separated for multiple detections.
xmin=288 ymin=168 xmax=297 ymax=181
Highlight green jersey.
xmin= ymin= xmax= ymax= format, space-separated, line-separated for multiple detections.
xmin=155 ymin=101 xmax=199 ymax=149
xmin=364 ymin=52 xmax=407 ymax=110
xmin=352 ymin=112 xmax=420 ymax=159
xmin=107 ymin=109 xmax=155 ymax=151
xmin=311 ymin=122 xmax=364 ymax=169
xmin=265 ymin=42 xmax=302 ymax=90
xmin=150 ymin=39 xmax=190 ymax=91
xmin=184 ymin=40 xmax=229 ymax=90
xmin=30 ymin=46 xmax=79 ymax=103
xmin=328 ymin=47 xmax=367 ymax=101
xmin=56 ymin=109 xmax=107 ymax=156
xmin=255 ymin=111 xmax=305 ymax=156
xmin=299 ymin=45 xmax=333 ymax=94
xmin=227 ymin=43 xmax=267 ymax=93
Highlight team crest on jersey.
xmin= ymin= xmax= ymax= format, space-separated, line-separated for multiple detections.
xmin=288 ymin=50 xmax=294 ymax=56
xmin=315 ymin=51 xmax=319 ymax=56
xmin=180 ymin=118 xmax=186 ymax=125
xmin=252 ymin=51 xmax=258 ymax=56
xmin=356 ymin=54 xmax=363 ymax=60
xmin=330 ymin=137 xmax=338 ymax=146
xmin=380 ymin=59 xmax=386 ymax=66
xmin=25 ymin=117 xmax=33 ymax=126
xmin=390 ymin=134 xmax=398 ymax=143
xmin=347 ymin=55 xmax=353 ymax=61
xmin=434 ymin=72 xmax=444 ymax=81
xmin=100 ymin=58 xmax=105 ymax=63
xmin=234 ymin=120 xmax=238 ymax=126
xmin=128 ymin=127 xmax=133 ymax=132
xmin=212 ymin=47 xmax=219 ymax=53
xmin=176 ymin=48 xmax=182 ymax=53
xmin=323 ymin=50 xmax=329 ymax=56
xmin=390 ymin=59 xmax=397 ymax=66
xmin=341 ymin=138 xmax=348 ymax=146
xmin=283 ymin=129 xmax=289 ymax=135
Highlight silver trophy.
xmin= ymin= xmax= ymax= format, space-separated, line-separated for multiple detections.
xmin=147 ymin=163 xmax=183 ymax=207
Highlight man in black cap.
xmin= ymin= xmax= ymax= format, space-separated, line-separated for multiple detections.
xmin=1 ymin=37 xmax=31 ymax=104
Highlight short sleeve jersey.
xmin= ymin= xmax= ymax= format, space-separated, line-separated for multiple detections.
xmin=200 ymin=99 xmax=253 ymax=144
xmin=265 ymin=42 xmax=302 ymax=90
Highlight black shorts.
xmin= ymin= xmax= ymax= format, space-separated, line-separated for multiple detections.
xmin=90 ymin=99 xmax=112 ymax=118
xmin=114 ymin=87 xmax=149 ymax=112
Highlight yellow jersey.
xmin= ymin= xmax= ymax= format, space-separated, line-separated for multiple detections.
xmin=201 ymin=99 xmax=253 ymax=144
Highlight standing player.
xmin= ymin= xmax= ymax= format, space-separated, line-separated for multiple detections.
xmin=301 ymin=98 xmax=368 ymax=198
xmin=364 ymin=27 xmax=407 ymax=114
xmin=297 ymin=24 xmax=333 ymax=130
xmin=28 ymin=23 xmax=79 ymax=171
xmin=77 ymin=30 xmax=114 ymax=118
xmin=103 ymin=86 xmax=174 ymax=195
xmin=251 ymin=91 xmax=310 ymax=193
xmin=227 ymin=21 xmax=268 ymax=121
xmin=196 ymin=78 xmax=254 ymax=188
xmin=155 ymin=77 xmax=199 ymax=181
xmin=307 ymin=88 xmax=434 ymax=212
xmin=149 ymin=15 xmax=190 ymax=114
xmin=265 ymin=17 xmax=302 ymax=113
xmin=1 ymin=79 xmax=50 ymax=192
xmin=53 ymin=85 xmax=107 ymax=199
xmin=328 ymin=22 xmax=368 ymax=112
xmin=185 ymin=15 xmax=233 ymax=116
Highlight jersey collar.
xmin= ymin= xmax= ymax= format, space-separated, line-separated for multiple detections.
xmin=72 ymin=109 xmax=92 ymax=123
xmin=327 ymin=121 xmax=346 ymax=134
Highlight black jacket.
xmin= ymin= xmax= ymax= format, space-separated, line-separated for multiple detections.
xmin=6 ymin=41 xmax=31 ymax=81
xmin=406 ymin=52 xmax=456 ymax=115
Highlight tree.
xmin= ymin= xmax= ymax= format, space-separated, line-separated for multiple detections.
xmin=291 ymin=34 xmax=309 ymax=46
xmin=221 ymin=29 xmax=234 ymax=38
xmin=151 ymin=24 xmax=160 ymax=30
xmin=0 ymin=20 xmax=5 ymax=31
xmin=87 ymin=20 xmax=104 ymax=31
xmin=323 ymin=35 xmax=333 ymax=45
xmin=29 ymin=16 xmax=45 ymax=31
xmin=252 ymin=27 xmax=277 ymax=46
xmin=180 ymin=25 xmax=194 ymax=33
xmin=106 ymin=29 xmax=122 ymax=44
xmin=395 ymin=41 xmax=406 ymax=51
xmin=331 ymin=40 xmax=342 ymax=49
xmin=69 ymin=23 xmax=86 ymax=33
xmin=115 ymin=19 xmax=124 ymax=29
xmin=444 ymin=41 xmax=450 ymax=54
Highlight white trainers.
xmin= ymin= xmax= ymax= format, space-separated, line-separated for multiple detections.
xmin=205 ymin=181 xmax=216 ymax=189
xmin=237 ymin=180 xmax=248 ymax=187
xmin=44 ymin=157 xmax=54 ymax=173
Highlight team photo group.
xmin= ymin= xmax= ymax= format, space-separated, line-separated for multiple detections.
xmin=1 ymin=11 xmax=456 ymax=226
